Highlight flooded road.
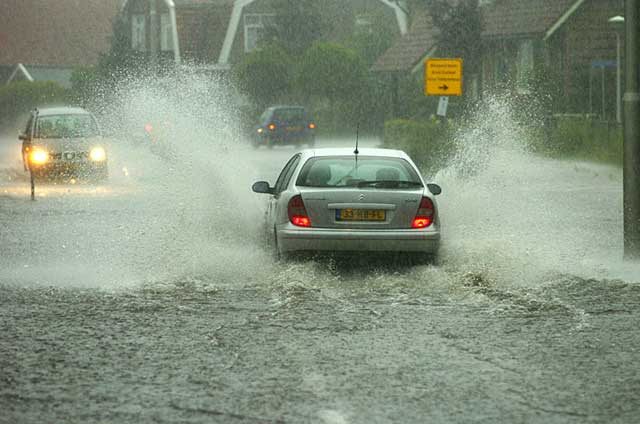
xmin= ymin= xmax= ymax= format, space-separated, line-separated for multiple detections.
xmin=2 ymin=102 xmax=640 ymax=422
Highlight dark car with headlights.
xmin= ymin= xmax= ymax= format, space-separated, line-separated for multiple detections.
xmin=20 ymin=107 xmax=108 ymax=181
xmin=254 ymin=106 xmax=316 ymax=148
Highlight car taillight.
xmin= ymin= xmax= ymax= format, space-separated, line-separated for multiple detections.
xmin=309 ymin=123 xmax=316 ymax=129
xmin=288 ymin=195 xmax=311 ymax=227
xmin=268 ymin=123 xmax=276 ymax=131
xmin=144 ymin=123 xmax=153 ymax=133
xmin=412 ymin=197 xmax=434 ymax=228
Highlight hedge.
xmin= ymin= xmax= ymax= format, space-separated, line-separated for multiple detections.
xmin=543 ymin=116 xmax=622 ymax=165
xmin=382 ymin=118 xmax=454 ymax=176
xmin=0 ymin=81 xmax=68 ymax=131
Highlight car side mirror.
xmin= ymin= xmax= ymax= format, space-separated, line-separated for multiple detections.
xmin=427 ymin=183 xmax=442 ymax=195
xmin=252 ymin=181 xmax=274 ymax=194
xmin=18 ymin=133 xmax=29 ymax=141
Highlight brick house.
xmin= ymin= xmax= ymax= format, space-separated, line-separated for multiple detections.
xmin=482 ymin=0 xmax=624 ymax=118
xmin=119 ymin=0 xmax=409 ymax=68
xmin=373 ymin=0 xmax=624 ymax=119
xmin=0 ymin=0 xmax=122 ymax=87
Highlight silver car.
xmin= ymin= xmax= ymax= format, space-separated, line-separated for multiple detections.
xmin=19 ymin=107 xmax=108 ymax=181
xmin=252 ymin=148 xmax=442 ymax=261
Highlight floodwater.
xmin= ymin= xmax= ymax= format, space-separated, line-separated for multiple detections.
xmin=1 ymin=78 xmax=639 ymax=423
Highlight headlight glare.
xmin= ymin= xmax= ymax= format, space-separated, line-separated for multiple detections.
xmin=90 ymin=147 xmax=106 ymax=162
xmin=30 ymin=149 xmax=48 ymax=165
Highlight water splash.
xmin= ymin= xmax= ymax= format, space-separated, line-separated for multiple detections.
xmin=435 ymin=93 xmax=632 ymax=285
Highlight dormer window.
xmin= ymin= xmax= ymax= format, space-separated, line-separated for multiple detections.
xmin=355 ymin=15 xmax=373 ymax=34
xmin=244 ymin=14 xmax=275 ymax=53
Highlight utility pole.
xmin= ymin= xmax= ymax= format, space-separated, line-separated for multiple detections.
xmin=624 ymin=0 xmax=640 ymax=258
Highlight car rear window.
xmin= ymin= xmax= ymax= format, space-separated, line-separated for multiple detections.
xmin=35 ymin=114 xmax=99 ymax=138
xmin=271 ymin=108 xmax=306 ymax=122
xmin=296 ymin=156 xmax=422 ymax=188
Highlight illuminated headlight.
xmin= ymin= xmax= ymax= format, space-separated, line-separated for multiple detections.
xmin=90 ymin=147 xmax=106 ymax=162
xmin=257 ymin=128 xmax=264 ymax=134
xmin=30 ymin=149 xmax=48 ymax=165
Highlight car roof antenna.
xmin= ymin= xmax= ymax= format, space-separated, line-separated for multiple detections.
xmin=354 ymin=122 xmax=360 ymax=155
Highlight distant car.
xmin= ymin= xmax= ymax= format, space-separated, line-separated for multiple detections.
xmin=19 ymin=107 xmax=108 ymax=181
xmin=254 ymin=106 xmax=316 ymax=148
xmin=252 ymin=147 xmax=442 ymax=261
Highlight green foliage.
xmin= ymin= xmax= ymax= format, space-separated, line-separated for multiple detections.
xmin=0 ymin=81 xmax=67 ymax=131
xmin=235 ymin=42 xmax=294 ymax=111
xmin=424 ymin=0 xmax=482 ymax=70
xmin=263 ymin=0 xmax=325 ymax=56
xmin=68 ymin=66 xmax=100 ymax=108
xmin=295 ymin=42 xmax=369 ymax=131
xmin=543 ymin=117 xmax=622 ymax=165
xmin=97 ymin=16 xmax=147 ymax=82
xmin=342 ymin=13 xmax=398 ymax=66
xmin=382 ymin=118 xmax=454 ymax=175
xmin=297 ymin=42 xmax=367 ymax=105
xmin=422 ymin=0 xmax=482 ymax=106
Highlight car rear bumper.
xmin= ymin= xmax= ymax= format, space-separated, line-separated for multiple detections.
xmin=277 ymin=226 xmax=440 ymax=253
xmin=258 ymin=131 xmax=314 ymax=143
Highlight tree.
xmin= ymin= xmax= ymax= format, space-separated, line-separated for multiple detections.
xmin=421 ymin=0 xmax=482 ymax=103
xmin=234 ymin=42 xmax=293 ymax=111
xmin=263 ymin=0 xmax=325 ymax=56
xmin=0 ymin=81 xmax=67 ymax=131
xmin=296 ymin=42 xmax=368 ymax=130
xmin=97 ymin=16 xmax=147 ymax=82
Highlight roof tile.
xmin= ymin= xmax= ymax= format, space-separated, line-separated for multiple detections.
xmin=371 ymin=10 xmax=438 ymax=73
xmin=0 ymin=0 xmax=122 ymax=67
xmin=481 ymin=0 xmax=578 ymax=37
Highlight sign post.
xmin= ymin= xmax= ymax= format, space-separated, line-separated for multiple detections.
xmin=436 ymin=96 xmax=449 ymax=117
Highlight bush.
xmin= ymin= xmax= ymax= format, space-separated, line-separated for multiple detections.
xmin=234 ymin=42 xmax=293 ymax=112
xmin=546 ymin=116 xmax=622 ymax=165
xmin=0 ymin=81 xmax=68 ymax=132
xmin=382 ymin=118 xmax=454 ymax=176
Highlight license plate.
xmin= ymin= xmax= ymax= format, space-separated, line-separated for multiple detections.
xmin=336 ymin=209 xmax=385 ymax=221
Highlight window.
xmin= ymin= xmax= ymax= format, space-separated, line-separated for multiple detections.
xmin=244 ymin=14 xmax=275 ymax=53
xmin=355 ymin=15 xmax=373 ymax=34
xmin=160 ymin=13 xmax=173 ymax=51
xmin=274 ymin=154 xmax=301 ymax=194
xmin=35 ymin=114 xmax=99 ymax=139
xmin=296 ymin=157 xmax=422 ymax=188
xmin=131 ymin=14 xmax=146 ymax=51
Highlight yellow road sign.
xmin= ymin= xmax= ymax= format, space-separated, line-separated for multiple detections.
xmin=425 ymin=58 xmax=463 ymax=96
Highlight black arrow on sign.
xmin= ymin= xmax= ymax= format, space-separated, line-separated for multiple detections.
xmin=439 ymin=84 xmax=449 ymax=91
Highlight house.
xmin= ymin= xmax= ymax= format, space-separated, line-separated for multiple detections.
xmin=119 ymin=0 xmax=409 ymax=68
xmin=370 ymin=9 xmax=440 ymax=115
xmin=0 ymin=0 xmax=123 ymax=87
xmin=371 ymin=9 xmax=438 ymax=76
xmin=372 ymin=0 xmax=624 ymax=119
xmin=481 ymin=0 xmax=624 ymax=118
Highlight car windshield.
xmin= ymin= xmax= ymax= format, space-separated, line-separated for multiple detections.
xmin=296 ymin=156 xmax=423 ymax=188
xmin=35 ymin=114 xmax=99 ymax=138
